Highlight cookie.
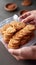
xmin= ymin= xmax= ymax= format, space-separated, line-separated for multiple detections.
xmin=6 ymin=26 xmax=16 ymax=34
xmin=1 ymin=24 xmax=10 ymax=35
xmin=9 ymin=38 xmax=20 ymax=46
xmin=3 ymin=36 xmax=10 ymax=43
xmin=3 ymin=26 xmax=16 ymax=43
xmin=8 ymin=44 xmax=19 ymax=49
xmin=8 ymin=24 xmax=35 ymax=49
xmin=1 ymin=21 xmax=35 ymax=49
xmin=10 ymin=21 xmax=26 ymax=30
xmin=20 ymin=33 xmax=33 ymax=46
xmin=12 ymin=24 xmax=35 ymax=40
xmin=8 ymin=38 xmax=20 ymax=49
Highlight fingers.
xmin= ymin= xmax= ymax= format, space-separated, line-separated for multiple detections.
xmin=8 ymin=49 xmax=21 ymax=60
xmin=12 ymin=55 xmax=24 ymax=60
xmin=21 ymin=15 xmax=34 ymax=23
xmin=8 ymin=49 xmax=20 ymax=56
xmin=8 ymin=46 xmax=36 ymax=60
xmin=8 ymin=49 xmax=24 ymax=60
xmin=19 ymin=12 xmax=31 ymax=20
xmin=12 ymin=54 xmax=26 ymax=60
xmin=8 ymin=47 xmax=32 ymax=60
xmin=8 ymin=47 xmax=31 ymax=57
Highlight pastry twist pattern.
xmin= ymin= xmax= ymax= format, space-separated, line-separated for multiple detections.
xmin=0 ymin=21 xmax=35 ymax=49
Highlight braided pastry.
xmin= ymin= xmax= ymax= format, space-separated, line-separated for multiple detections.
xmin=8 ymin=24 xmax=35 ymax=49
xmin=0 ymin=21 xmax=35 ymax=49
xmin=0 ymin=24 xmax=10 ymax=35
xmin=10 ymin=21 xmax=26 ymax=30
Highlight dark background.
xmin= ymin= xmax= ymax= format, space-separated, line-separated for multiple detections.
xmin=0 ymin=0 xmax=36 ymax=65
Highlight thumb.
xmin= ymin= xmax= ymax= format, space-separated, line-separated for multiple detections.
xmin=8 ymin=49 xmax=20 ymax=56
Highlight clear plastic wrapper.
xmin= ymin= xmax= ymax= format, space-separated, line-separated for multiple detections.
xmin=0 ymin=15 xmax=36 ymax=50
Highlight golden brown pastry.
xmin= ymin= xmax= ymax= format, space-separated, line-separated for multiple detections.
xmin=8 ymin=43 xmax=19 ymax=49
xmin=3 ymin=26 xmax=16 ymax=43
xmin=0 ymin=21 xmax=26 ymax=35
xmin=8 ymin=24 xmax=35 ymax=49
xmin=0 ymin=21 xmax=26 ymax=43
xmin=8 ymin=38 xmax=20 ymax=49
xmin=10 ymin=21 xmax=26 ymax=30
xmin=0 ymin=24 xmax=10 ymax=35
xmin=0 ymin=21 xmax=35 ymax=49
xmin=8 ymin=33 xmax=33 ymax=49
xmin=5 ymin=26 xmax=16 ymax=34
xmin=20 ymin=33 xmax=34 ymax=46
xmin=12 ymin=24 xmax=35 ymax=41
xmin=3 ymin=36 xmax=10 ymax=43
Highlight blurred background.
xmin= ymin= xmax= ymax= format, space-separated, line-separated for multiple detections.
xmin=0 ymin=0 xmax=36 ymax=21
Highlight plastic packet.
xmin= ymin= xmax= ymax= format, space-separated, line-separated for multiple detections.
xmin=0 ymin=14 xmax=36 ymax=50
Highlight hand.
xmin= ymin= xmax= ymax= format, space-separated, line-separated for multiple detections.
xmin=8 ymin=46 xmax=36 ymax=60
xmin=2 ymin=10 xmax=36 ymax=60
xmin=8 ymin=10 xmax=36 ymax=60
xmin=19 ymin=10 xmax=36 ymax=25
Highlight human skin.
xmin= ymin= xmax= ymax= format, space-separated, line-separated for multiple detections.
xmin=8 ymin=10 xmax=36 ymax=60
xmin=19 ymin=10 xmax=36 ymax=25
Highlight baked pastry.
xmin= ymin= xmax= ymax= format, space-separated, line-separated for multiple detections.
xmin=8 ymin=35 xmax=30 ymax=48
xmin=10 ymin=21 xmax=26 ymax=30
xmin=12 ymin=24 xmax=35 ymax=40
xmin=1 ymin=21 xmax=26 ymax=43
xmin=8 ymin=24 xmax=35 ymax=49
xmin=20 ymin=33 xmax=34 ymax=46
xmin=3 ymin=26 xmax=16 ymax=43
xmin=8 ymin=38 xmax=20 ymax=49
xmin=0 ymin=21 xmax=26 ymax=35
xmin=0 ymin=21 xmax=35 ymax=49
xmin=0 ymin=24 xmax=10 ymax=35
xmin=5 ymin=26 xmax=16 ymax=34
